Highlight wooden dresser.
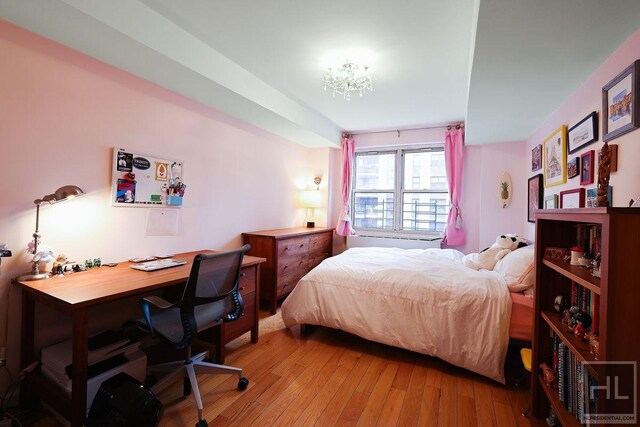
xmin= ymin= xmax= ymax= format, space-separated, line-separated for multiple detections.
xmin=242 ymin=227 xmax=333 ymax=314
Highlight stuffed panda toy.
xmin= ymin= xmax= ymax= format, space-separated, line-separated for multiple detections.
xmin=463 ymin=234 xmax=528 ymax=271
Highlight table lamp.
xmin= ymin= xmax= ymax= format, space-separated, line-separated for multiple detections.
xmin=16 ymin=185 xmax=85 ymax=281
xmin=299 ymin=177 xmax=322 ymax=227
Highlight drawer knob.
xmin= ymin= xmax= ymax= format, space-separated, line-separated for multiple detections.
xmin=240 ymin=273 xmax=246 ymax=277
xmin=300 ymin=243 xmax=304 ymax=247
xmin=284 ymin=247 xmax=289 ymax=251
xmin=239 ymin=286 xmax=245 ymax=291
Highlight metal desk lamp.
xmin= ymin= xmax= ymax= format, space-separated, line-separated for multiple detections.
xmin=16 ymin=185 xmax=85 ymax=282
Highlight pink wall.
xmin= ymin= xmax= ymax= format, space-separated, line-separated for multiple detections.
xmin=0 ymin=21 xmax=327 ymax=386
xmin=524 ymin=28 xmax=640 ymax=240
xmin=351 ymin=130 xmax=526 ymax=254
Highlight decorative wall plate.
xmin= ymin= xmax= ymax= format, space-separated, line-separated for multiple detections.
xmin=499 ymin=172 xmax=512 ymax=208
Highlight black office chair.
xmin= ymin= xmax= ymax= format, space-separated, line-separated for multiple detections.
xmin=128 ymin=245 xmax=251 ymax=427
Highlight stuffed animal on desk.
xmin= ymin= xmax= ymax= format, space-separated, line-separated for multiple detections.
xmin=463 ymin=234 xmax=528 ymax=271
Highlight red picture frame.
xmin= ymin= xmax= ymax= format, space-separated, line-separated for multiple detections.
xmin=580 ymin=150 xmax=595 ymax=185
xmin=559 ymin=188 xmax=585 ymax=209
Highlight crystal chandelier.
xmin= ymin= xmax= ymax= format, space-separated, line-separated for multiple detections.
xmin=322 ymin=61 xmax=374 ymax=101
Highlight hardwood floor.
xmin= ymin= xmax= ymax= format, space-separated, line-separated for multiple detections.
xmin=156 ymin=315 xmax=544 ymax=427
xmin=33 ymin=311 xmax=542 ymax=426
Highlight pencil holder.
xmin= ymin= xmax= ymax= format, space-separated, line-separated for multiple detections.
xmin=166 ymin=195 xmax=183 ymax=206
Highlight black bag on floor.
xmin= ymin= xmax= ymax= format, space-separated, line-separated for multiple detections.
xmin=87 ymin=373 xmax=163 ymax=426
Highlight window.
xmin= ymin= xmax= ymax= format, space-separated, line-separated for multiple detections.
xmin=352 ymin=147 xmax=450 ymax=235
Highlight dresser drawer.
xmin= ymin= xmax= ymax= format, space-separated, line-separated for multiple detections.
xmin=308 ymin=254 xmax=328 ymax=270
xmin=277 ymin=256 xmax=309 ymax=277
xmin=223 ymin=291 xmax=255 ymax=341
xmin=277 ymin=236 xmax=309 ymax=258
xmin=276 ymin=270 xmax=306 ymax=298
xmin=238 ymin=266 xmax=256 ymax=295
xmin=309 ymin=232 xmax=331 ymax=254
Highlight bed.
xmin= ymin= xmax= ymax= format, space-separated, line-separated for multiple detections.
xmin=281 ymin=246 xmax=535 ymax=383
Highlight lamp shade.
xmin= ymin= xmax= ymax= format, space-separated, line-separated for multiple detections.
xmin=299 ymin=190 xmax=321 ymax=208
xmin=35 ymin=185 xmax=85 ymax=204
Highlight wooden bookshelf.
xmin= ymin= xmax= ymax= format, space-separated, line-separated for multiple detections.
xmin=541 ymin=258 xmax=600 ymax=294
xmin=532 ymin=208 xmax=640 ymax=426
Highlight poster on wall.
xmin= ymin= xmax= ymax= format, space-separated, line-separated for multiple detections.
xmin=111 ymin=148 xmax=184 ymax=207
xmin=528 ymin=174 xmax=543 ymax=223
xmin=543 ymin=125 xmax=567 ymax=188
xmin=602 ymin=60 xmax=639 ymax=141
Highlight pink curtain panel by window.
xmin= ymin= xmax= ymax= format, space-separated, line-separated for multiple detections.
xmin=336 ymin=136 xmax=355 ymax=236
xmin=443 ymin=129 xmax=465 ymax=246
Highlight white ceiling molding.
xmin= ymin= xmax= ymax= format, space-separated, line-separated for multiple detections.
xmin=0 ymin=0 xmax=342 ymax=148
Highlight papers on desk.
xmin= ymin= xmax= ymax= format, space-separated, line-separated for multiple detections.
xmin=130 ymin=258 xmax=186 ymax=272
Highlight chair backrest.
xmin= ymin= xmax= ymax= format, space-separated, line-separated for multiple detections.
xmin=176 ymin=245 xmax=250 ymax=348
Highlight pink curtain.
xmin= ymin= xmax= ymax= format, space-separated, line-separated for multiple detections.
xmin=336 ymin=136 xmax=356 ymax=236
xmin=442 ymin=129 xmax=465 ymax=246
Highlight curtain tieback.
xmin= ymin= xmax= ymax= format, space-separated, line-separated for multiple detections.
xmin=341 ymin=203 xmax=352 ymax=222
xmin=454 ymin=205 xmax=463 ymax=229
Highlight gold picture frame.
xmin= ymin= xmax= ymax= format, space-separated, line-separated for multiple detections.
xmin=543 ymin=125 xmax=567 ymax=188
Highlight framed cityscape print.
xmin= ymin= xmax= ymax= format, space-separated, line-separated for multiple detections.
xmin=602 ymin=60 xmax=639 ymax=141
xmin=567 ymin=112 xmax=598 ymax=153
xmin=543 ymin=125 xmax=567 ymax=188
xmin=532 ymin=144 xmax=542 ymax=171
xmin=567 ymin=156 xmax=580 ymax=179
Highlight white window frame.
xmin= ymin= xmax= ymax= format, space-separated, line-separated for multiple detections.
xmin=351 ymin=144 xmax=448 ymax=238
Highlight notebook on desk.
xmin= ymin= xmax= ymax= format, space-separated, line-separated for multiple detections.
xmin=130 ymin=258 xmax=187 ymax=272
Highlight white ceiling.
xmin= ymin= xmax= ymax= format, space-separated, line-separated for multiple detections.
xmin=137 ymin=0 xmax=475 ymax=132
xmin=1 ymin=0 xmax=639 ymax=147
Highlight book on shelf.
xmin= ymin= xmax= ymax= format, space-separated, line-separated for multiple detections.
xmin=576 ymin=223 xmax=601 ymax=257
xmin=552 ymin=332 xmax=598 ymax=421
xmin=570 ymin=281 xmax=599 ymax=334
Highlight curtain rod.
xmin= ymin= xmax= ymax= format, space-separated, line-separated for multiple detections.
xmin=344 ymin=123 xmax=463 ymax=138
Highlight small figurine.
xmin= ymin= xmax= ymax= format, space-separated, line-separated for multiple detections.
xmin=567 ymin=306 xmax=581 ymax=332
xmin=540 ymin=363 xmax=556 ymax=388
xmin=85 ymin=259 xmax=93 ymax=269
xmin=575 ymin=311 xmax=592 ymax=329
xmin=574 ymin=323 xmax=587 ymax=341
xmin=93 ymin=258 xmax=101 ymax=267
xmin=51 ymin=254 xmax=68 ymax=275
xmin=587 ymin=333 xmax=600 ymax=360
xmin=553 ymin=294 xmax=568 ymax=313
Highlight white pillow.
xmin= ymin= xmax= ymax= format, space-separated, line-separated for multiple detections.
xmin=494 ymin=245 xmax=535 ymax=292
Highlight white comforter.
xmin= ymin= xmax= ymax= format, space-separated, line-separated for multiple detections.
xmin=281 ymin=247 xmax=512 ymax=383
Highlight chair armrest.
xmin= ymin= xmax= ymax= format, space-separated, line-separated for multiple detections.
xmin=140 ymin=296 xmax=179 ymax=336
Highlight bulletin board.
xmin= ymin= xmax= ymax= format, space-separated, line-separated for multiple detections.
xmin=111 ymin=147 xmax=184 ymax=207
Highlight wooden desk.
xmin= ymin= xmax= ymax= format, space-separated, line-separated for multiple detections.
xmin=13 ymin=250 xmax=265 ymax=427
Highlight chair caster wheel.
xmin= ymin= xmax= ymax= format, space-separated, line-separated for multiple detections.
xmin=195 ymin=419 xmax=208 ymax=427
xmin=238 ymin=377 xmax=249 ymax=391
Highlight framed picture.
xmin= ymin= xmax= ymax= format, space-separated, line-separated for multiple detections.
xmin=532 ymin=144 xmax=542 ymax=171
xmin=528 ymin=174 xmax=543 ymax=223
xmin=543 ymin=125 xmax=567 ymax=188
xmin=559 ymin=188 xmax=585 ymax=209
xmin=544 ymin=194 xmax=559 ymax=209
xmin=587 ymin=186 xmax=613 ymax=208
xmin=580 ymin=150 xmax=595 ymax=185
xmin=602 ymin=60 xmax=640 ymax=142
xmin=567 ymin=157 xmax=580 ymax=179
xmin=567 ymin=112 xmax=598 ymax=154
